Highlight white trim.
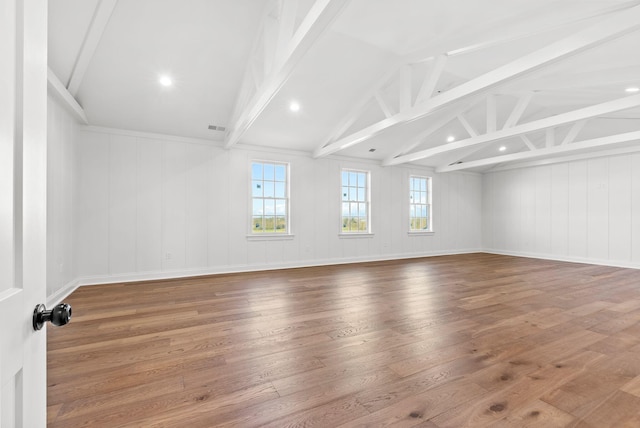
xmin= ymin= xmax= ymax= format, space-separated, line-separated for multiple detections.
xmin=77 ymin=124 xmax=483 ymax=177
xmin=249 ymin=160 xmax=291 ymax=235
xmin=409 ymin=175 xmax=433 ymax=233
xmin=80 ymin=125 xmax=224 ymax=147
xmin=338 ymin=233 xmax=375 ymax=239
xmin=340 ymin=167 xmax=371 ymax=234
xmin=76 ymin=248 xmax=484 ymax=286
xmin=408 ymin=231 xmax=435 ymax=236
xmin=46 ymin=278 xmax=80 ymax=307
xmin=69 ymin=249 xmax=639 ymax=290
xmin=484 ymin=249 xmax=640 ymax=271
xmin=247 ymin=234 xmax=295 ymax=241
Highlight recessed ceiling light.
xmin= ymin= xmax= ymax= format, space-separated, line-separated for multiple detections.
xmin=447 ymin=135 xmax=455 ymax=142
xmin=159 ymin=75 xmax=172 ymax=87
xmin=289 ymin=101 xmax=301 ymax=112
xmin=626 ymin=86 xmax=639 ymax=93
xmin=499 ymin=146 xmax=507 ymax=152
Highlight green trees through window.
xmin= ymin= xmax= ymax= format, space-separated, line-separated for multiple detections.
xmin=409 ymin=175 xmax=431 ymax=231
xmin=341 ymin=169 xmax=370 ymax=233
xmin=250 ymin=162 xmax=432 ymax=237
xmin=251 ymin=161 xmax=288 ymax=233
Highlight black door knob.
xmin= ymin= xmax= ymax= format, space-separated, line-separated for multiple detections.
xmin=33 ymin=303 xmax=72 ymax=331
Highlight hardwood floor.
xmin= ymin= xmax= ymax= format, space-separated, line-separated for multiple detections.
xmin=47 ymin=253 xmax=640 ymax=427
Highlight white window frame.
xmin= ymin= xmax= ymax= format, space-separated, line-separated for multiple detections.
xmin=249 ymin=160 xmax=292 ymax=238
xmin=409 ymin=175 xmax=433 ymax=233
xmin=340 ymin=168 xmax=371 ymax=235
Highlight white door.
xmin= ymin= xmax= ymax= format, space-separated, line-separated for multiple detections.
xmin=1 ymin=0 xmax=48 ymax=427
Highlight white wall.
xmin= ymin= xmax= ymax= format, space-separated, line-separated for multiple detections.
xmin=75 ymin=127 xmax=483 ymax=284
xmin=483 ymin=154 xmax=640 ymax=268
xmin=52 ymin=123 xmax=640 ymax=294
xmin=47 ymin=95 xmax=79 ymax=303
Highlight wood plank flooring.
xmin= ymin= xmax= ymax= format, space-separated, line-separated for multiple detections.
xmin=47 ymin=253 xmax=640 ymax=427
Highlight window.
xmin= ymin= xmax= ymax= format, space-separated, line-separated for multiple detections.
xmin=341 ymin=169 xmax=370 ymax=233
xmin=251 ymin=161 xmax=289 ymax=234
xmin=409 ymin=176 xmax=432 ymax=232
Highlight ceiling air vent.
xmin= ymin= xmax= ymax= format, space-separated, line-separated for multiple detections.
xmin=208 ymin=125 xmax=226 ymax=132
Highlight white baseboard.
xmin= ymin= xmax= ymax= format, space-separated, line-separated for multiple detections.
xmin=56 ymin=249 xmax=639 ymax=293
xmin=47 ymin=278 xmax=81 ymax=307
xmin=484 ymin=249 xmax=640 ymax=270
xmin=77 ymin=248 xmax=484 ymax=286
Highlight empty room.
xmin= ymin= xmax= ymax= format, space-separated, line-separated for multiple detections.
xmin=2 ymin=0 xmax=640 ymax=426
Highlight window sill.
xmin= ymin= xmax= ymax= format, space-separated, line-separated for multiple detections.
xmin=338 ymin=233 xmax=375 ymax=239
xmin=408 ymin=231 xmax=435 ymax=236
xmin=247 ymin=234 xmax=295 ymax=241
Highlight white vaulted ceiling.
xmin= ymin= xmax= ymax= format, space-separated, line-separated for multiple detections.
xmin=48 ymin=0 xmax=640 ymax=172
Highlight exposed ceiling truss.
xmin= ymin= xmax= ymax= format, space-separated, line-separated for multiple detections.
xmin=389 ymin=93 xmax=640 ymax=166
xmin=47 ymin=68 xmax=89 ymax=124
xmin=439 ymin=130 xmax=640 ymax=173
xmin=67 ymin=0 xmax=118 ymax=96
xmin=311 ymin=3 xmax=640 ymax=170
xmin=224 ymin=0 xmax=347 ymax=149
xmin=46 ymin=0 xmax=117 ymax=126
xmin=47 ymin=0 xmax=640 ymax=170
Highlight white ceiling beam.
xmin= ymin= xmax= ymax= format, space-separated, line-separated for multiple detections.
xmin=225 ymin=0 xmax=346 ymax=149
xmin=382 ymin=96 xmax=483 ymax=164
xmin=444 ymin=106 xmax=501 ymax=166
xmin=503 ymin=92 xmax=533 ymax=129
xmin=489 ymin=145 xmax=640 ymax=173
xmin=263 ymin=16 xmax=278 ymax=77
xmin=415 ymin=54 xmax=447 ymax=105
xmin=67 ymin=0 xmax=118 ymax=96
xmin=403 ymin=0 xmax=638 ymax=63
xmin=486 ymin=94 xmax=497 ymax=133
xmin=47 ymin=68 xmax=89 ymax=124
xmin=386 ymin=93 xmax=640 ymax=166
xmin=399 ymin=65 xmax=412 ymax=112
xmin=444 ymin=108 xmax=492 ymax=165
xmin=439 ymin=144 xmax=489 ymax=169
xmin=228 ymin=4 xmax=273 ymax=125
xmin=314 ymin=6 xmax=640 ymax=159
xmin=315 ymin=60 xmax=403 ymax=153
xmin=381 ymin=106 xmax=465 ymax=165
xmin=437 ymin=130 xmax=640 ymax=172
xmin=509 ymin=65 xmax=640 ymax=92
xmin=521 ymin=135 xmax=537 ymax=151
xmin=319 ymin=100 xmax=371 ymax=150
xmin=561 ymin=120 xmax=587 ymax=145
xmin=275 ymin=0 xmax=299 ymax=69
xmin=545 ymin=128 xmax=555 ymax=148
xmin=374 ymin=92 xmax=394 ymax=119
xmin=457 ymin=113 xmax=478 ymax=137
xmin=250 ymin=60 xmax=261 ymax=90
